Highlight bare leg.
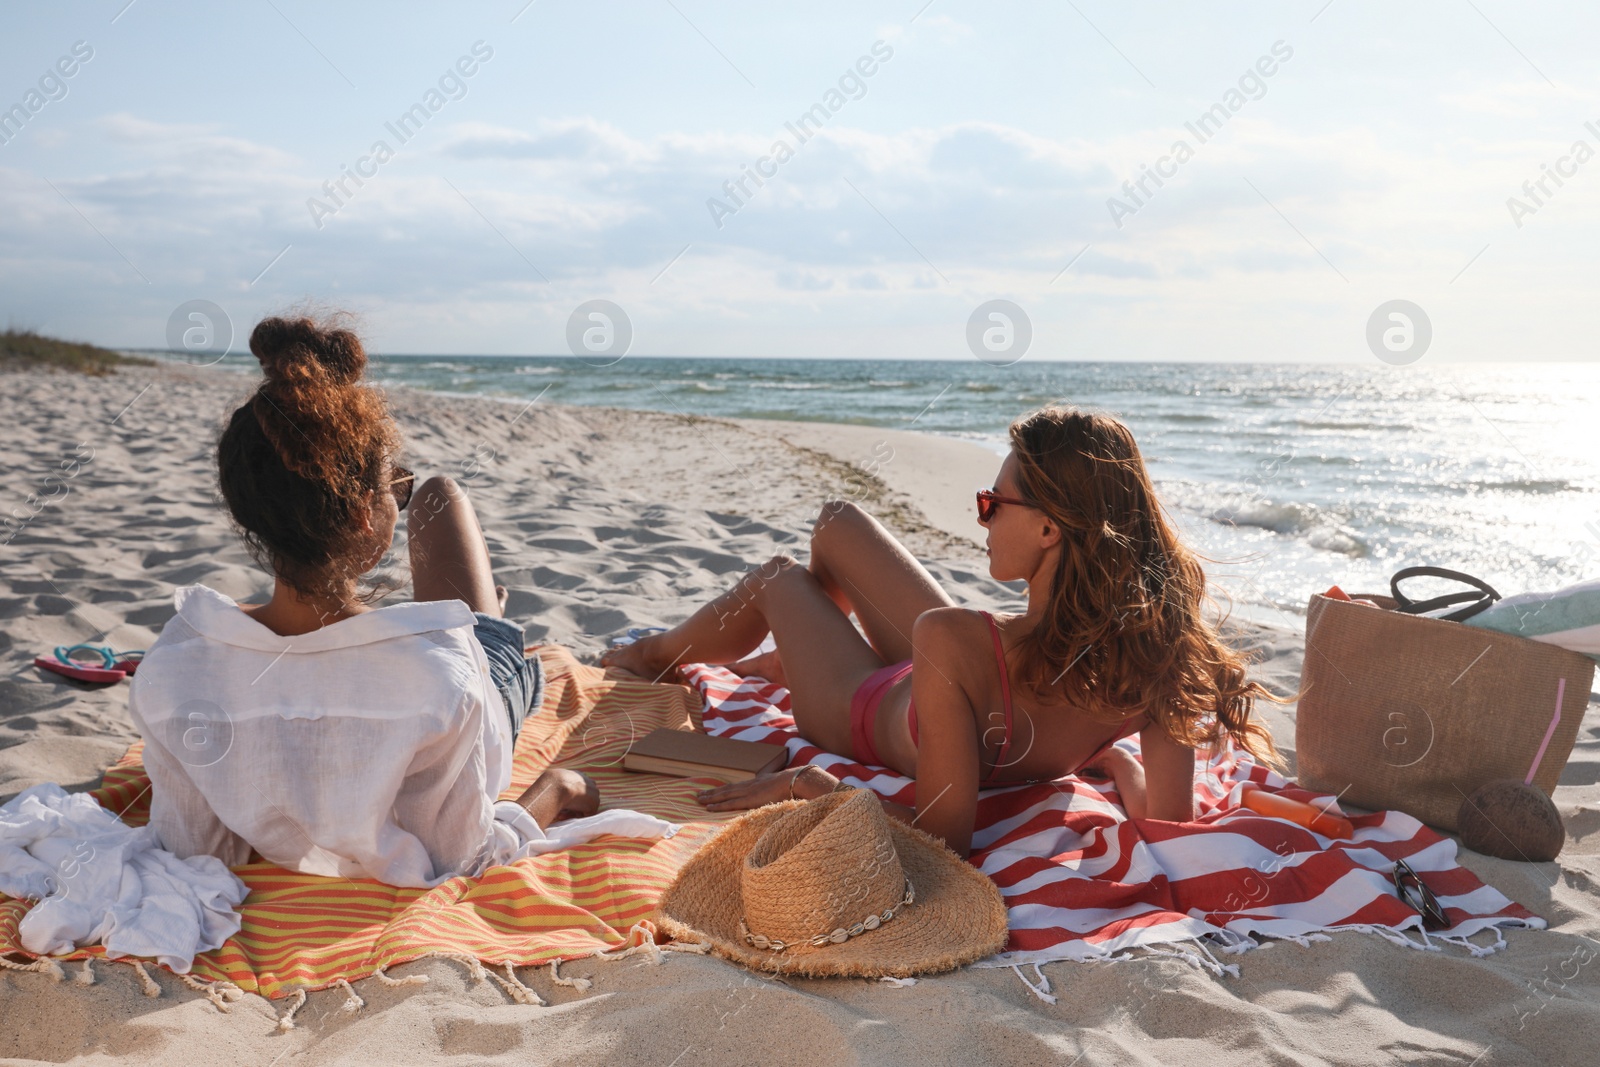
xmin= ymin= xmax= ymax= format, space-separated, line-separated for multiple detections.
xmin=808 ymin=501 xmax=955 ymax=663
xmin=746 ymin=561 xmax=888 ymax=756
xmin=605 ymin=501 xmax=951 ymax=678
xmin=605 ymin=556 xmax=891 ymax=757
xmin=407 ymin=475 xmax=501 ymax=616
xmin=602 ymin=555 xmax=804 ymax=678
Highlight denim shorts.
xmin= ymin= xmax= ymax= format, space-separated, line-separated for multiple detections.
xmin=471 ymin=612 xmax=542 ymax=743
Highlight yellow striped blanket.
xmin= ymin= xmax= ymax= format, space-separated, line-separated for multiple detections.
xmin=0 ymin=647 xmax=728 ymax=998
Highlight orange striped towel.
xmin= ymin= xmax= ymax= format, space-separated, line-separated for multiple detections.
xmin=0 ymin=647 xmax=733 ymax=999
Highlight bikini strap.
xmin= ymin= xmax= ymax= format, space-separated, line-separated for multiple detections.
xmin=980 ymin=611 xmax=1014 ymax=779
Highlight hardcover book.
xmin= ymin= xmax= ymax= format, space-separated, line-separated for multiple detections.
xmin=623 ymin=728 xmax=788 ymax=782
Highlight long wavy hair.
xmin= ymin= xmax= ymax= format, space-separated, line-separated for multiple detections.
xmin=1007 ymin=406 xmax=1286 ymax=767
xmin=216 ymin=312 xmax=402 ymax=606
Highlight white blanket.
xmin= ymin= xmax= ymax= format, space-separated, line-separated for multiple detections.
xmin=0 ymin=783 xmax=248 ymax=973
xmin=517 ymin=807 xmax=679 ymax=855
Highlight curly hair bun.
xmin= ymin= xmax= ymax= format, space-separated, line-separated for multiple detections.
xmin=248 ymin=315 xmax=367 ymax=386
xmin=219 ymin=312 xmax=401 ymax=605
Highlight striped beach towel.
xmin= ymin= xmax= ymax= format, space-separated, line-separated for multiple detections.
xmin=682 ymin=664 xmax=1545 ymax=970
xmin=0 ymin=648 xmax=734 ymax=998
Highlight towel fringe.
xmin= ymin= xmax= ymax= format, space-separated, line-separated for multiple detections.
xmin=432 ymin=953 xmax=490 ymax=984
xmin=334 ymin=977 xmax=365 ymax=1013
xmin=995 ymin=922 xmax=1522 ymax=976
xmin=131 ymin=960 xmax=161 ymax=997
xmin=75 ymin=958 xmax=95 ymax=986
xmin=1362 ymin=924 xmax=1441 ymax=953
xmin=1435 ymin=931 xmax=1504 ymax=958
xmin=591 ymin=921 xmax=665 ymax=965
xmin=549 ymin=959 xmax=592 ymax=992
xmin=482 ymin=961 xmax=545 ymax=1006
xmin=178 ymin=972 xmax=234 ymax=1012
xmin=1193 ymin=940 xmax=1242 ymax=978
xmin=0 ymin=954 xmax=64 ymax=982
xmin=1254 ymin=932 xmax=1335 ymax=952
xmin=1011 ymin=964 xmax=1058 ymax=1005
xmin=275 ymin=988 xmax=306 ymax=1032
xmin=373 ymin=964 xmax=429 ymax=987
xmin=662 ymin=939 xmax=712 ymax=955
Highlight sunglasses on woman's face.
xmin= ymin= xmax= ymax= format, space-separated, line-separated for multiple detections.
xmin=976 ymin=487 xmax=1034 ymax=523
xmin=390 ymin=465 xmax=415 ymax=511
xmin=1392 ymin=858 xmax=1450 ymax=931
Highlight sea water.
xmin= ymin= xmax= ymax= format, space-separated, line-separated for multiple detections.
xmin=174 ymin=353 xmax=1600 ymax=627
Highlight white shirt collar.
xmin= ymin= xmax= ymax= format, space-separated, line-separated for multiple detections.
xmin=174 ymin=584 xmax=477 ymax=653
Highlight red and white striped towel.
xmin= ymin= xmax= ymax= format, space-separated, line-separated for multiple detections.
xmin=682 ymin=664 xmax=1544 ymax=970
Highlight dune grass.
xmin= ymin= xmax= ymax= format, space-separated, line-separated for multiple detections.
xmin=0 ymin=329 xmax=155 ymax=376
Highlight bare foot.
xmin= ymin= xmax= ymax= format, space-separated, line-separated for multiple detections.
xmin=726 ymin=648 xmax=787 ymax=687
xmin=599 ymin=631 xmax=685 ymax=680
xmin=496 ymin=585 xmax=509 ymax=613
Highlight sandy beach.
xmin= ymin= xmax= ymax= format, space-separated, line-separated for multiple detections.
xmin=2 ymin=357 xmax=1597 ymax=1067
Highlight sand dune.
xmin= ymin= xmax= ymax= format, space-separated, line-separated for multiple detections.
xmin=1 ymin=360 xmax=1596 ymax=1066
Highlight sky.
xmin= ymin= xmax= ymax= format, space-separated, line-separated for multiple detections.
xmin=1 ymin=0 xmax=1598 ymax=361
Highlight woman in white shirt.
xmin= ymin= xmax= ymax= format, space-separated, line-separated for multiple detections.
xmin=129 ymin=314 xmax=596 ymax=888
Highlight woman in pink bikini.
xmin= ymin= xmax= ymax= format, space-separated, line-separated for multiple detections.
xmin=604 ymin=406 xmax=1284 ymax=858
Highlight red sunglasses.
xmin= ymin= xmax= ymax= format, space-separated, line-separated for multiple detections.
xmin=976 ymin=487 xmax=1036 ymax=523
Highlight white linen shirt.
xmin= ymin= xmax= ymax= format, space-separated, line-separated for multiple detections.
xmin=127 ymin=584 xmax=543 ymax=888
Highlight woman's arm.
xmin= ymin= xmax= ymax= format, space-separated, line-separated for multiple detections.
xmin=904 ymin=609 xmax=984 ymax=857
xmin=1138 ymin=722 xmax=1197 ymax=822
xmin=514 ymin=769 xmax=599 ymax=829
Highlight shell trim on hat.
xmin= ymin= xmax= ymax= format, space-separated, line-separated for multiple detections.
xmin=739 ymin=877 xmax=915 ymax=952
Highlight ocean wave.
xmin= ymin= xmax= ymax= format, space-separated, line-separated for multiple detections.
xmin=1209 ymin=499 xmax=1314 ymax=534
xmin=748 ymin=381 xmax=834 ymax=391
xmin=1205 ymin=497 xmax=1369 ymax=557
xmin=1477 ymin=478 xmax=1579 ymax=494
xmin=1306 ymin=526 xmax=1368 ymax=557
xmin=1294 ymin=419 xmax=1409 ymax=432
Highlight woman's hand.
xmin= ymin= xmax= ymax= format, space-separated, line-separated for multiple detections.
xmin=696 ymin=765 xmax=838 ymax=812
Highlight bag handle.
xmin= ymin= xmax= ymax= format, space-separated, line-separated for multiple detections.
xmin=1390 ymin=566 xmax=1501 ymax=623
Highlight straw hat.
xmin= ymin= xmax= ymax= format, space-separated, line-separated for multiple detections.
xmin=657 ymin=787 xmax=1009 ymax=978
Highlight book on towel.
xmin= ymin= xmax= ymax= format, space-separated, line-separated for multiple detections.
xmin=623 ymin=727 xmax=788 ymax=781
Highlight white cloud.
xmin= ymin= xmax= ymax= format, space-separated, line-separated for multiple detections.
xmin=4 ymin=94 xmax=1599 ymax=360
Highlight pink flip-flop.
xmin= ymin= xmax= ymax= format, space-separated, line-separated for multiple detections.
xmin=34 ymin=644 xmax=145 ymax=684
